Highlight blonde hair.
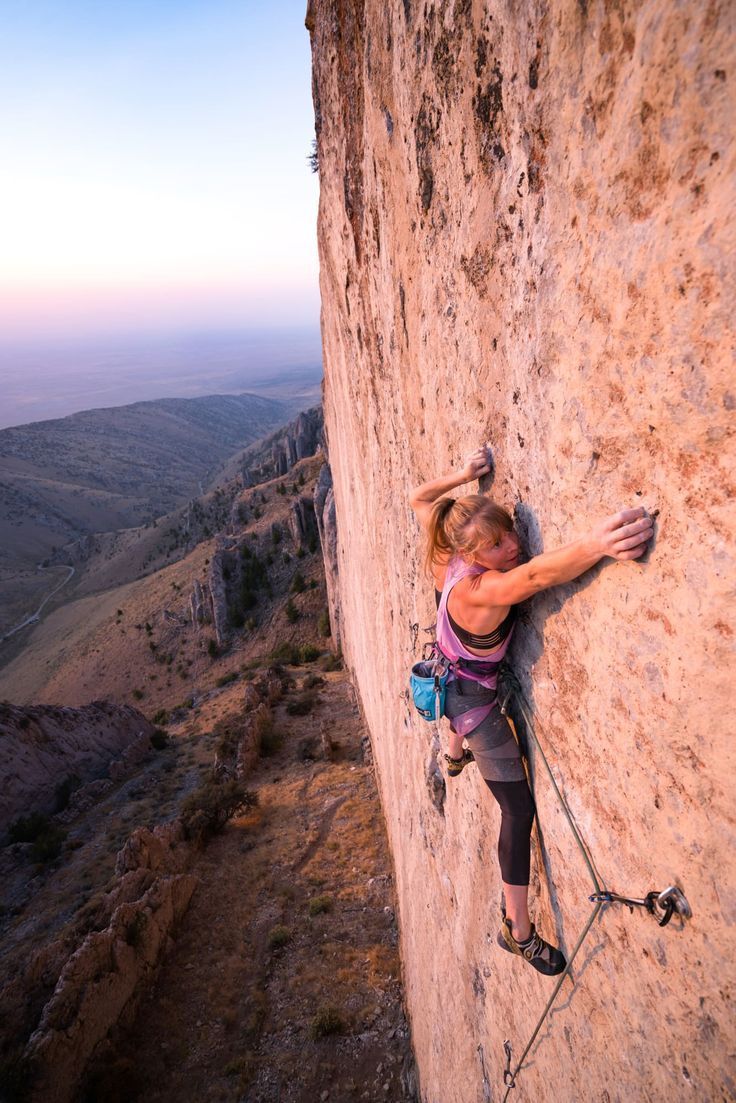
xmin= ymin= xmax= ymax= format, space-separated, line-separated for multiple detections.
xmin=423 ymin=494 xmax=514 ymax=575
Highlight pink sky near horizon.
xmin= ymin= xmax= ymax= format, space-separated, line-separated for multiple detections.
xmin=0 ymin=280 xmax=321 ymax=340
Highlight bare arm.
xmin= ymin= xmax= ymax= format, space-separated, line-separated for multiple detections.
xmin=471 ymin=509 xmax=654 ymax=606
xmin=409 ymin=446 xmax=491 ymax=530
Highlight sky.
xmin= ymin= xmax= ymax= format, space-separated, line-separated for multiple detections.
xmin=0 ymin=0 xmax=321 ymax=340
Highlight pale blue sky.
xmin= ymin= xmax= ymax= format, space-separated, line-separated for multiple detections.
xmin=0 ymin=0 xmax=320 ymax=338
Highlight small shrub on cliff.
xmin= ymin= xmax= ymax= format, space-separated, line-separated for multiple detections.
xmin=207 ymin=638 xmax=219 ymax=658
xmin=300 ymin=645 xmax=321 ymax=663
xmin=271 ymin=642 xmax=301 ymax=665
xmin=54 ymin=773 xmax=81 ymax=813
xmin=290 ymin=571 xmax=306 ymax=594
xmin=318 ymin=609 xmax=331 ymax=637
xmin=31 ymin=825 xmax=66 ymax=863
xmin=7 ymin=811 xmax=49 ymax=842
xmin=309 ymin=1006 xmax=344 ymax=1040
xmin=131 ymin=688 xmax=144 ymax=701
xmin=151 ymin=708 xmax=169 ymax=725
xmin=259 ymin=723 xmax=283 ymax=758
xmin=181 ymin=779 xmax=258 ymax=845
xmin=308 ymin=894 xmax=332 ymax=916
xmin=267 ymin=925 xmax=292 ymax=950
xmin=150 ymin=728 xmax=168 ymax=750
xmin=285 ymin=600 xmax=299 ymax=624
xmin=216 ymin=671 xmax=239 ymax=687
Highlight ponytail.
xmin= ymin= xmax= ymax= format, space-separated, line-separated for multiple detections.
xmin=423 ymin=497 xmax=456 ymax=576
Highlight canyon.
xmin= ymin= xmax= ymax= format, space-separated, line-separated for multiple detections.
xmin=307 ymin=1 xmax=734 ymax=1101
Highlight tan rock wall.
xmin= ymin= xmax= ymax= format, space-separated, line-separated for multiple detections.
xmin=308 ymin=2 xmax=735 ymax=1101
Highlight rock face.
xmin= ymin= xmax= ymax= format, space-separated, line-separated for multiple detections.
xmin=0 ymin=702 xmax=155 ymax=836
xmin=308 ymin=4 xmax=734 ymax=1102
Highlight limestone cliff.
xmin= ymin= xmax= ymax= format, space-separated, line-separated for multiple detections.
xmin=308 ymin=3 xmax=734 ymax=1101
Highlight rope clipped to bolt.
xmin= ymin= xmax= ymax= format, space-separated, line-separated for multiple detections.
xmin=496 ymin=666 xmax=691 ymax=1100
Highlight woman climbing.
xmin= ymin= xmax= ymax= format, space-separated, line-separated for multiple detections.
xmin=409 ymin=445 xmax=653 ymax=976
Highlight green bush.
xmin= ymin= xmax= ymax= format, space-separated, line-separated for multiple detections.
xmin=216 ymin=671 xmax=239 ymax=687
xmin=259 ymin=724 xmax=283 ymax=757
xmin=308 ymin=895 xmax=332 ymax=916
xmin=296 ymin=546 xmax=306 ymax=559
xmin=131 ymin=688 xmax=145 ymax=700
xmin=271 ymin=642 xmax=301 ymax=665
xmin=285 ymin=600 xmax=299 ymax=624
xmin=207 ymin=638 xmax=219 ymax=658
xmin=290 ymin=571 xmax=306 ymax=594
xmin=318 ymin=610 xmax=331 ymax=637
xmin=300 ymin=645 xmax=321 ymax=663
xmin=32 ymin=829 xmax=65 ymax=862
xmin=54 ymin=774 xmax=81 ymax=813
xmin=151 ymin=708 xmax=169 ymax=725
xmin=309 ymin=1007 xmax=344 ymax=1040
xmin=267 ymin=925 xmax=291 ymax=950
xmin=181 ymin=780 xmax=258 ymax=845
xmin=8 ymin=812 xmax=50 ymax=845
xmin=307 ymin=535 xmax=318 ymax=554
xmin=150 ymin=728 xmax=168 ymax=750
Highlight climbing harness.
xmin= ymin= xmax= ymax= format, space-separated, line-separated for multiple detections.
xmin=496 ymin=666 xmax=692 ymax=1101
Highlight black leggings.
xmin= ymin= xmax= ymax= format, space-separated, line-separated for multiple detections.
xmin=484 ymin=778 xmax=535 ymax=886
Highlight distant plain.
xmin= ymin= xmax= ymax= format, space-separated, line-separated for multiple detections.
xmin=0 ymin=326 xmax=322 ymax=429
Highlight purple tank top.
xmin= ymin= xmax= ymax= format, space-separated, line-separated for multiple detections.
xmin=436 ymin=556 xmax=514 ymax=691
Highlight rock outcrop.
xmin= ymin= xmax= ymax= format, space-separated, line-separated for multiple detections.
xmin=241 ymin=405 xmax=323 ymax=486
xmin=308 ymin=3 xmax=734 ymax=1102
xmin=314 ymin=463 xmax=341 ymax=647
xmin=0 ymin=702 xmax=155 ymax=836
xmin=24 ymin=820 xmax=196 ymax=1103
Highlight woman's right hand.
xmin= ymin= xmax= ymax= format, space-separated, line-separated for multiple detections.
xmin=590 ymin=508 xmax=654 ymax=560
xmin=462 ymin=444 xmax=492 ymax=482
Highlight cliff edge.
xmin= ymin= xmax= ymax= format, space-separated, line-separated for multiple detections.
xmin=308 ymin=2 xmax=734 ymax=1101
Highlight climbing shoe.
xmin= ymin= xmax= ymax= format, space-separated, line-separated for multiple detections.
xmin=444 ymin=749 xmax=474 ymax=777
xmin=497 ymin=916 xmax=567 ymax=977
